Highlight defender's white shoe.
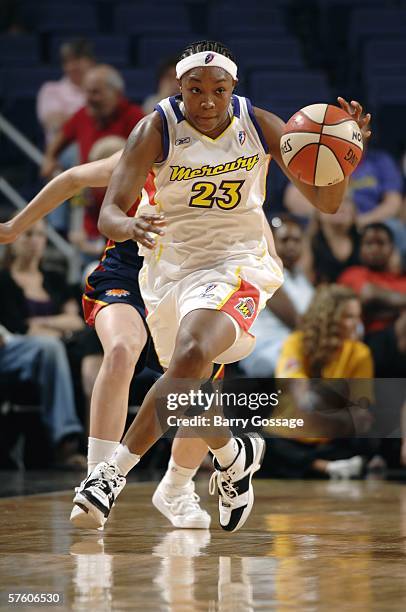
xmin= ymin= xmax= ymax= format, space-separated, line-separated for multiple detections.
xmin=152 ymin=480 xmax=211 ymax=529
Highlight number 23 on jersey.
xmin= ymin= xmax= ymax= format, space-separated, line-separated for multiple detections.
xmin=189 ymin=180 xmax=244 ymax=210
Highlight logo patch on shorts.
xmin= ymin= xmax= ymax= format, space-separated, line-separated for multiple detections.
xmin=238 ymin=130 xmax=246 ymax=146
xmin=205 ymin=53 xmax=215 ymax=64
xmin=105 ymin=289 xmax=130 ymax=297
xmin=234 ymin=297 xmax=255 ymax=319
xmin=199 ymin=283 xmax=217 ymax=299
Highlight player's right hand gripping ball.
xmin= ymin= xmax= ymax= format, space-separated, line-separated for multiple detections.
xmin=280 ymin=103 xmax=363 ymax=186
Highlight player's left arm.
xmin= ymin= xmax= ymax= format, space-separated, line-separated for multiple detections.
xmin=0 ymin=151 xmax=123 ymax=244
xmin=255 ymin=97 xmax=371 ymax=214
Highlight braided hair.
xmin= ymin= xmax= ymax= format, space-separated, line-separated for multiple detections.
xmin=179 ymin=40 xmax=236 ymax=63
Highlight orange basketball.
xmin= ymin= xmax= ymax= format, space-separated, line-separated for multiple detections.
xmin=280 ymin=103 xmax=364 ymax=186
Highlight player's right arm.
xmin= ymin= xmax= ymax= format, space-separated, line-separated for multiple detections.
xmin=0 ymin=151 xmax=122 ymax=244
xmin=97 ymin=112 xmax=165 ymax=249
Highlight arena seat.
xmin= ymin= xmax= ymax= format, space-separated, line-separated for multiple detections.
xmin=137 ymin=36 xmax=204 ymax=68
xmin=249 ymin=70 xmax=332 ymax=110
xmin=114 ymin=2 xmax=192 ymax=34
xmin=20 ymin=2 xmax=99 ymax=33
xmin=49 ymin=35 xmax=131 ymax=68
xmin=349 ymin=9 xmax=406 ymax=55
xmin=225 ymin=38 xmax=305 ymax=71
xmin=0 ymin=35 xmax=40 ymax=67
xmin=120 ymin=69 xmax=156 ymax=104
xmin=208 ymin=5 xmax=288 ymax=37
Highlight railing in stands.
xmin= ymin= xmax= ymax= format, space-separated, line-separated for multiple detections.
xmin=0 ymin=113 xmax=81 ymax=283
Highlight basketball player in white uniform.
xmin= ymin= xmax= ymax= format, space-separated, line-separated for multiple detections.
xmin=1 ymin=40 xmax=370 ymax=533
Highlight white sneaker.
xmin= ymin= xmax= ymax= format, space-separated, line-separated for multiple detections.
xmin=209 ymin=434 xmax=265 ymax=533
xmin=327 ymin=455 xmax=363 ymax=480
xmin=152 ymin=480 xmax=211 ymax=529
xmin=70 ymin=462 xmax=126 ymax=529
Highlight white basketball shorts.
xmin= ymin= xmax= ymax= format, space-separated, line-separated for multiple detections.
xmin=139 ymin=254 xmax=284 ymax=369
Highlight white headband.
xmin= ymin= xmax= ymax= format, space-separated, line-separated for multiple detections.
xmin=176 ymin=51 xmax=238 ymax=80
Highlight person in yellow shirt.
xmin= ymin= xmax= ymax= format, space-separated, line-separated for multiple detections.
xmin=268 ymin=285 xmax=375 ymax=479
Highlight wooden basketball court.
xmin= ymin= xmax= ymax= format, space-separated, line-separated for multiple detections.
xmin=1 ymin=479 xmax=406 ymax=610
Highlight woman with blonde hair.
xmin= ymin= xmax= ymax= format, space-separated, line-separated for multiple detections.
xmin=269 ymin=284 xmax=375 ymax=479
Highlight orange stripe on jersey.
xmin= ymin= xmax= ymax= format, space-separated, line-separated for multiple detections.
xmin=219 ymin=278 xmax=260 ymax=333
xmin=213 ymin=364 xmax=225 ymax=380
xmin=82 ymin=294 xmax=108 ymax=327
xmin=146 ymin=170 xmax=158 ymax=206
xmin=100 ymin=241 xmax=116 ymax=262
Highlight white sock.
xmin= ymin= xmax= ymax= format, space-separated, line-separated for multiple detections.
xmin=161 ymin=457 xmax=198 ymax=490
xmin=210 ymin=438 xmax=239 ymax=468
xmin=88 ymin=437 xmax=120 ymax=475
xmin=111 ymin=444 xmax=141 ymax=476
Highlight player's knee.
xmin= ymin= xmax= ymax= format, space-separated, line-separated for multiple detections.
xmin=170 ymin=338 xmax=210 ymax=377
xmin=104 ymin=337 xmax=141 ymax=375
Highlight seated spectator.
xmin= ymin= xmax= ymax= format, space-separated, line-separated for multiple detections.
xmin=0 ymin=220 xmax=86 ymax=468
xmin=240 ymin=217 xmax=314 ymax=377
xmin=338 ymin=223 xmax=406 ymax=376
xmin=307 ymin=196 xmax=360 ymax=284
xmin=41 ymin=64 xmax=144 ymax=261
xmin=349 ymin=146 xmax=402 ymax=230
xmin=143 ymin=56 xmax=179 ymax=114
xmin=37 ymin=39 xmax=96 ymax=235
xmin=37 ymin=39 xmax=96 ymax=145
xmin=264 ymin=285 xmax=375 ymax=479
xmin=282 ymin=146 xmax=403 ymax=236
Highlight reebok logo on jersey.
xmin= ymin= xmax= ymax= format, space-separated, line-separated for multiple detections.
xmin=169 ymin=154 xmax=259 ymax=181
xmin=235 ymin=297 xmax=255 ymax=319
xmin=175 ymin=137 xmax=191 ymax=146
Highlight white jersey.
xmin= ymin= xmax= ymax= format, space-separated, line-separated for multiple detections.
xmin=138 ymin=94 xmax=271 ymax=279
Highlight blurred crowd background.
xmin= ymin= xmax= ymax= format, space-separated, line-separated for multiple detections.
xmin=0 ymin=0 xmax=405 ymax=479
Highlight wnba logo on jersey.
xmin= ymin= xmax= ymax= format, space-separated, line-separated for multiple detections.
xmin=105 ymin=289 xmax=130 ymax=297
xmin=235 ymin=297 xmax=255 ymax=319
xmin=238 ymin=130 xmax=246 ymax=146
xmin=205 ymin=53 xmax=215 ymax=64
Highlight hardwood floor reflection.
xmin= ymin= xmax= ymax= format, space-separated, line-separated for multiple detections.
xmin=1 ymin=480 xmax=406 ymax=610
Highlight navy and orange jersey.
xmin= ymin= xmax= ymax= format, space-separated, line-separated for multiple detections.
xmin=82 ymin=174 xmax=158 ymax=326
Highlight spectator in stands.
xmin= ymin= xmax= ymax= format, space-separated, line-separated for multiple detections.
xmin=265 ymin=285 xmax=374 ymax=479
xmin=37 ymin=39 xmax=96 ymax=145
xmin=37 ymin=39 xmax=96 ymax=235
xmin=240 ymin=217 xmax=314 ymax=377
xmin=143 ymin=57 xmax=179 ymax=114
xmin=41 ymin=65 xmax=144 ymax=259
xmin=0 ymin=220 xmax=86 ymax=468
xmin=349 ymin=146 xmax=402 ymax=229
xmin=307 ymin=196 xmax=360 ymax=284
xmin=338 ymin=223 xmax=406 ymax=376
xmin=282 ymin=146 xmax=402 ymax=237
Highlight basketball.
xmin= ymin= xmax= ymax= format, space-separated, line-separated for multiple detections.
xmin=280 ymin=103 xmax=364 ymax=186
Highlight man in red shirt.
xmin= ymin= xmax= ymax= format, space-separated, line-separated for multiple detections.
xmin=339 ymin=223 xmax=406 ymax=376
xmin=41 ymin=64 xmax=144 ymax=245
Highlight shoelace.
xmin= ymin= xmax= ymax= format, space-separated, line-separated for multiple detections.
xmin=90 ymin=465 xmax=121 ymax=495
xmin=166 ymin=491 xmax=202 ymax=515
xmin=209 ymin=463 xmax=254 ymax=508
